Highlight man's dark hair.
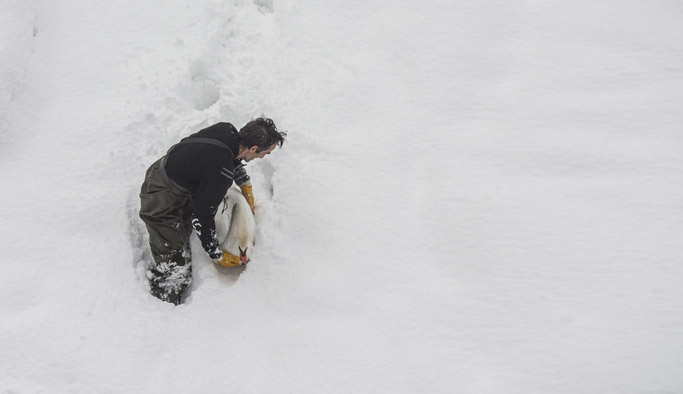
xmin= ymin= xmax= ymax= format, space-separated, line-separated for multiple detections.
xmin=238 ymin=117 xmax=287 ymax=152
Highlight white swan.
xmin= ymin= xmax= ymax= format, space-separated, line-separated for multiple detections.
xmin=213 ymin=185 xmax=256 ymax=266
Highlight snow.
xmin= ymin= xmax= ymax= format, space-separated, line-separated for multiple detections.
xmin=1 ymin=0 xmax=683 ymax=393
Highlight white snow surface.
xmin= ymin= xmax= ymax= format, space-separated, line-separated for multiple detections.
xmin=2 ymin=0 xmax=683 ymax=393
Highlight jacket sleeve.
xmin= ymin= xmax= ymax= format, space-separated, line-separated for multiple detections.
xmin=233 ymin=161 xmax=250 ymax=186
xmin=191 ymin=156 xmax=236 ymax=259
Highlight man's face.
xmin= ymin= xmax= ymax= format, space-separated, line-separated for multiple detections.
xmin=244 ymin=144 xmax=276 ymax=162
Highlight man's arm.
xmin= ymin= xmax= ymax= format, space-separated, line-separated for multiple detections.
xmin=191 ymin=161 xmax=235 ymax=259
xmin=233 ymin=162 xmax=254 ymax=212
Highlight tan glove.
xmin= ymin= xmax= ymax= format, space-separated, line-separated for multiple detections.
xmin=240 ymin=182 xmax=255 ymax=213
xmin=214 ymin=251 xmax=241 ymax=267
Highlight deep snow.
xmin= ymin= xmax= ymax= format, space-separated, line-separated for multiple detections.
xmin=2 ymin=0 xmax=683 ymax=393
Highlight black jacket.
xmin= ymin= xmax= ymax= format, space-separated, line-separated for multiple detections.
xmin=165 ymin=122 xmax=250 ymax=258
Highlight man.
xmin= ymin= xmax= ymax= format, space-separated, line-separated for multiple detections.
xmin=139 ymin=118 xmax=286 ymax=304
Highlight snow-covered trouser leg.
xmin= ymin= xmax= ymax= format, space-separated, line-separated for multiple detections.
xmin=139 ymin=157 xmax=193 ymax=305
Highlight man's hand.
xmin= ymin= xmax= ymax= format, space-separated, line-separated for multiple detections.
xmin=214 ymin=251 xmax=241 ymax=267
xmin=240 ymin=182 xmax=255 ymax=213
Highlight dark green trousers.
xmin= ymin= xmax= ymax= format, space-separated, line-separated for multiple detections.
xmin=139 ymin=156 xmax=193 ymax=305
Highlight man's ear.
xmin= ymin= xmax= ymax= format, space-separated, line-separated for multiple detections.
xmin=249 ymin=146 xmax=259 ymax=153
